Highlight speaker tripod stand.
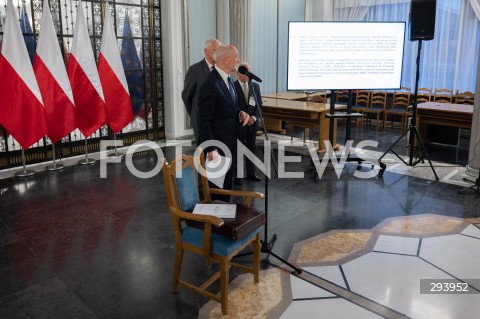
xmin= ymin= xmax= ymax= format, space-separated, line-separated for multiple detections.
xmin=458 ymin=169 xmax=480 ymax=195
xmin=377 ymin=118 xmax=438 ymax=180
xmin=378 ymin=40 xmax=438 ymax=181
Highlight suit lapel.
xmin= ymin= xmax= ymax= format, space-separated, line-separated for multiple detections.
xmin=201 ymin=60 xmax=210 ymax=76
xmin=212 ymin=69 xmax=237 ymax=112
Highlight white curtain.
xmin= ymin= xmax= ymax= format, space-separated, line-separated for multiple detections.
xmin=334 ymin=0 xmax=409 ymax=20
xmin=338 ymin=0 xmax=480 ymax=93
xmin=469 ymin=0 xmax=480 ymax=20
xmin=334 ymin=1 xmax=369 ymax=20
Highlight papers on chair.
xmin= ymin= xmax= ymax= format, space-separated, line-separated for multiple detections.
xmin=205 ymin=155 xmax=232 ymax=189
xmin=192 ymin=203 xmax=237 ymax=219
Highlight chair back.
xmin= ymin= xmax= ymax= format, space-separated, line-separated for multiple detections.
xmin=162 ymin=153 xmax=211 ymax=212
xmin=354 ymin=90 xmax=370 ymax=107
xmin=369 ymin=91 xmax=387 ymax=109
xmin=336 ymin=90 xmax=349 ymax=105
xmin=416 ymin=87 xmax=432 ymax=103
xmin=455 ymin=90 xmax=474 ymax=105
xmin=392 ymin=87 xmax=411 ymax=111
xmin=433 ymin=88 xmax=453 ymax=103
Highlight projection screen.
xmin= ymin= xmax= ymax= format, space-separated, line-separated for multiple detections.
xmin=287 ymin=22 xmax=406 ymax=90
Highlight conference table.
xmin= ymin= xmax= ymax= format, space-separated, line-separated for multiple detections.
xmin=261 ymin=91 xmax=330 ymax=135
xmin=263 ymin=91 xmax=329 ymax=101
xmin=261 ymin=96 xmax=342 ymax=153
xmin=416 ymin=101 xmax=473 ymax=145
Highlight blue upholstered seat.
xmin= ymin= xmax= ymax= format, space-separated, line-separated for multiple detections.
xmin=182 ymin=226 xmax=263 ymax=256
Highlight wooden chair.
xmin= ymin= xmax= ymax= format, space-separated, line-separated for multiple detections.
xmin=404 ymin=87 xmax=432 ymax=125
xmin=335 ymin=90 xmax=349 ymax=105
xmin=363 ymin=91 xmax=387 ymax=129
xmin=416 ymin=87 xmax=432 ymax=103
xmin=351 ymin=90 xmax=370 ymax=126
xmin=433 ymin=88 xmax=454 ymax=103
xmin=385 ymin=87 xmax=411 ymax=131
xmin=162 ymin=152 xmax=265 ymax=315
xmin=334 ymin=90 xmax=351 ymax=125
xmin=455 ymin=90 xmax=474 ymax=105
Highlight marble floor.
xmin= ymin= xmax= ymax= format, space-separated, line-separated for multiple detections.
xmin=1 ymin=122 xmax=480 ymax=318
xmin=200 ymin=215 xmax=480 ymax=318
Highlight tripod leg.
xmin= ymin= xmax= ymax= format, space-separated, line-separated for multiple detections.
xmin=377 ymin=128 xmax=410 ymax=177
xmin=458 ymin=178 xmax=480 ymax=195
xmin=411 ymin=126 xmax=439 ymax=181
xmin=378 ymin=162 xmax=386 ymax=177
xmin=262 ymin=247 xmax=302 ymax=274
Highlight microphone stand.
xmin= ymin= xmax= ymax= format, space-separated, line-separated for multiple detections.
xmin=247 ymin=77 xmax=302 ymax=274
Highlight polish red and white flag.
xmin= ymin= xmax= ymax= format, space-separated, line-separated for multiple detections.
xmin=67 ymin=0 xmax=106 ymax=138
xmin=34 ymin=0 xmax=76 ymax=144
xmin=0 ymin=0 xmax=48 ymax=149
xmin=98 ymin=4 xmax=134 ymax=134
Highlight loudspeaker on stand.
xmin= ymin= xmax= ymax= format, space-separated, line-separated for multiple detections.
xmin=409 ymin=0 xmax=436 ymax=41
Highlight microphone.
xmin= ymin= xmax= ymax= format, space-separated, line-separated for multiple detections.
xmin=238 ymin=65 xmax=262 ymax=83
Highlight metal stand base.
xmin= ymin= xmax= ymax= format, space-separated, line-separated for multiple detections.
xmin=260 ymin=233 xmax=302 ymax=274
xmin=108 ymin=152 xmax=125 ymax=160
xmin=458 ymin=178 xmax=480 ymax=196
xmin=377 ymin=124 xmax=438 ymax=180
xmin=15 ymin=169 xmax=36 ymax=177
xmin=78 ymin=158 xmax=96 ymax=165
xmin=46 ymin=163 xmax=65 ymax=171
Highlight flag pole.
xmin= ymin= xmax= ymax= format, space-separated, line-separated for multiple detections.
xmin=78 ymin=138 xmax=96 ymax=165
xmin=15 ymin=148 xmax=36 ymax=177
xmin=108 ymin=133 xmax=124 ymax=160
xmin=46 ymin=144 xmax=64 ymax=171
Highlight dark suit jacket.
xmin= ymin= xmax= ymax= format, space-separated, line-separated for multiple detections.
xmin=181 ymin=59 xmax=210 ymax=140
xmin=234 ymin=80 xmax=262 ymax=175
xmin=197 ymin=69 xmax=239 ymax=155
xmin=234 ymin=80 xmax=262 ymax=122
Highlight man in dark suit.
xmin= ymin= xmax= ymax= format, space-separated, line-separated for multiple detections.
xmin=182 ymin=39 xmax=221 ymax=143
xmin=234 ymin=62 xmax=263 ymax=185
xmin=197 ymin=44 xmax=250 ymax=199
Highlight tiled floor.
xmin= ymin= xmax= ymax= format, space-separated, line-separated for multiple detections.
xmin=284 ymin=215 xmax=480 ymax=319
xmin=1 ymin=122 xmax=480 ymax=318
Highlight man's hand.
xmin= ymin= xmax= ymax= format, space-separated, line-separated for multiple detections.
xmin=239 ymin=111 xmax=250 ymax=126
xmin=246 ymin=116 xmax=256 ymax=126
xmin=207 ymin=149 xmax=219 ymax=162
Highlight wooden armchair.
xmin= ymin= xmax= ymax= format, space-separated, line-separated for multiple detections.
xmin=162 ymin=152 xmax=265 ymax=315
